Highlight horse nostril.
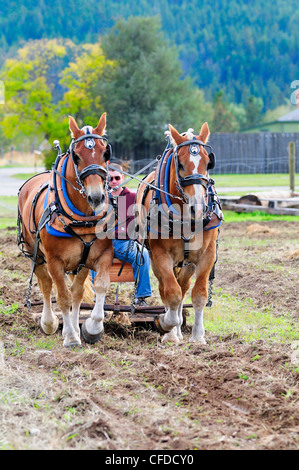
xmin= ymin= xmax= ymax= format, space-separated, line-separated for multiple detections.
xmin=87 ymin=196 xmax=94 ymax=205
xmin=88 ymin=193 xmax=105 ymax=208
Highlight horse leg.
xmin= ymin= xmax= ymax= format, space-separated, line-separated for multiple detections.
xmin=190 ymin=264 xmax=212 ymax=344
xmin=70 ymin=268 xmax=89 ymax=338
xmin=190 ymin=231 xmax=218 ymax=344
xmin=47 ymin=261 xmax=81 ymax=348
xmin=81 ymin=256 xmax=111 ymax=344
xmin=176 ymin=264 xmax=194 ymax=340
xmin=155 ymin=267 xmax=182 ymax=335
xmin=35 ymin=264 xmax=59 ymax=335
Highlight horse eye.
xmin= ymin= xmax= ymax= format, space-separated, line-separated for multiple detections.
xmin=178 ymin=162 xmax=184 ymax=172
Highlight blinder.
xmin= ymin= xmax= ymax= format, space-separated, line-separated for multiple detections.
xmin=103 ymin=143 xmax=112 ymax=162
xmin=207 ymin=152 xmax=215 ymax=170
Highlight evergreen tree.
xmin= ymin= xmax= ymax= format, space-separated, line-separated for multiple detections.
xmin=97 ymin=16 xmax=209 ymax=152
xmin=211 ymin=91 xmax=239 ymax=132
xmin=245 ymin=96 xmax=264 ymax=128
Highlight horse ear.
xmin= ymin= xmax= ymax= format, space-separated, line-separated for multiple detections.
xmin=69 ymin=116 xmax=81 ymax=139
xmin=199 ymin=122 xmax=210 ymax=144
xmin=169 ymin=124 xmax=186 ymax=146
xmin=94 ymin=112 xmax=107 ymax=136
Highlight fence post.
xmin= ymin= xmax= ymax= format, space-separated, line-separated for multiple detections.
xmin=288 ymin=142 xmax=296 ymax=193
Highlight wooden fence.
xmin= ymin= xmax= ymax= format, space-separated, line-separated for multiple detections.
xmin=208 ymin=132 xmax=299 ymax=174
xmin=113 ymin=132 xmax=299 ymax=175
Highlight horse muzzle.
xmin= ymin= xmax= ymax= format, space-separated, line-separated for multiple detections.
xmin=87 ymin=190 xmax=106 ymax=212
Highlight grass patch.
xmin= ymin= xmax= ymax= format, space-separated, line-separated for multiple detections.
xmin=0 ymin=196 xmax=18 ymax=228
xmin=120 ymin=173 xmax=298 ymax=191
xmin=222 ymin=210 xmax=299 ymax=223
xmin=0 ymin=218 xmax=17 ymax=229
xmin=0 ymin=196 xmax=18 ymax=212
xmin=11 ymin=173 xmax=35 ymax=180
xmin=189 ymin=289 xmax=299 ymax=344
xmin=211 ymin=173 xmax=297 ymax=188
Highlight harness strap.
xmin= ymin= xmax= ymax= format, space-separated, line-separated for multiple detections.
xmin=180 ymin=174 xmax=208 ymax=189
xmin=24 ymin=200 xmax=56 ymax=310
xmin=176 ymin=246 xmax=191 ymax=269
xmin=58 ymin=221 xmax=97 ymax=275
xmin=52 ymin=165 xmax=84 ymax=195
xmin=79 ymin=164 xmax=107 ymax=181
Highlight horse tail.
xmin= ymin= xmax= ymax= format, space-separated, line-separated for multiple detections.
xmin=67 ymin=273 xmax=95 ymax=304
xmin=82 ymin=275 xmax=95 ymax=303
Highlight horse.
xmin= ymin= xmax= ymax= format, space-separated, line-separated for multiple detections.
xmin=135 ymin=122 xmax=223 ymax=344
xmin=17 ymin=113 xmax=115 ymax=348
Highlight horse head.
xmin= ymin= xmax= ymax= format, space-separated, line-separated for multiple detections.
xmin=169 ymin=122 xmax=214 ymax=216
xmin=68 ymin=113 xmax=111 ymax=212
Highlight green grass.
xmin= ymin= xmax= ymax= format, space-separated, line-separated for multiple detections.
xmin=211 ymin=173 xmax=297 ymax=188
xmin=188 ymin=289 xmax=299 ymax=345
xmin=0 ymin=195 xmax=18 ymax=210
xmin=222 ymin=210 xmax=299 ymax=223
xmin=11 ymin=173 xmax=35 ymax=180
xmin=0 ymin=196 xmax=18 ymax=228
xmin=123 ymin=173 xmax=297 ymax=191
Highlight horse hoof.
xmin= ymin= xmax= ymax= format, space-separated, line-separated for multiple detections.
xmin=81 ymin=321 xmax=104 ymax=344
xmin=189 ymin=335 xmax=207 ymax=345
xmin=154 ymin=316 xmax=168 ymax=334
xmin=63 ymin=339 xmax=82 ymax=349
xmin=40 ymin=315 xmax=59 ymax=335
xmin=161 ymin=330 xmax=181 ymax=345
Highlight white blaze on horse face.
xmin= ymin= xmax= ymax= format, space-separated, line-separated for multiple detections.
xmin=82 ymin=125 xmax=93 ymax=134
xmin=190 ymin=151 xmax=202 ymax=203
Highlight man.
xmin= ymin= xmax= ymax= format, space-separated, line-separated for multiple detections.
xmin=91 ymin=161 xmax=152 ymax=307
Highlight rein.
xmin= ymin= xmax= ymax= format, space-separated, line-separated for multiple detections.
xmin=108 ymin=163 xmax=184 ymax=202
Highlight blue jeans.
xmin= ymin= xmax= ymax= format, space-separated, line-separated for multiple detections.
xmin=90 ymin=239 xmax=152 ymax=299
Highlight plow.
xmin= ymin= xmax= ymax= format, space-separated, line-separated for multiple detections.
xmin=30 ymin=258 xmax=194 ymax=327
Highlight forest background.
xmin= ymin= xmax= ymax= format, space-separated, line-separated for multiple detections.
xmin=0 ymin=0 xmax=298 ymax=163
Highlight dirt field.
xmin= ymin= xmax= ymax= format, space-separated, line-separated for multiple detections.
xmin=0 ymin=220 xmax=298 ymax=450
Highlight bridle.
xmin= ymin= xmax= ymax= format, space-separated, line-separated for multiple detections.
xmin=173 ymin=138 xmax=216 ymax=204
xmin=69 ymin=133 xmax=112 ymax=196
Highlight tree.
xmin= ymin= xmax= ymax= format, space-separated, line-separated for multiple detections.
xmin=0 ymin=39 xmax=76 ymax=159
xmin=245 ymin=95 xmax=264 ymax=128
xmin=211 ymin=91 xmax=239 ymax=132
xmin=60 ymin=43 xmax=115 ymax=125
xmin=96 ymin=16 xmax=209 ymax=153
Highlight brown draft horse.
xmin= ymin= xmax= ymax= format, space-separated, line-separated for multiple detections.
xmin=135 ymin=122 xmax=222 ymax=344
xmin=18 ymin=114 xmax=114 ymax=348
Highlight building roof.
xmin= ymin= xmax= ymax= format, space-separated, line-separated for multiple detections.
xmin=278 ymin=108 xmax=299 ymax=122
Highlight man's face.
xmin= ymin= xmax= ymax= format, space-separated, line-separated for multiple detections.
xmin=109 ymin=170 xmax=123 ymax=189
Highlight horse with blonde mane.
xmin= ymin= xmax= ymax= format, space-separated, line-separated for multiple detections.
xmin=18 ymin=113 xmax=114 ymax=348
xmin=135 ymin=122 xmax=223 ymax=344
